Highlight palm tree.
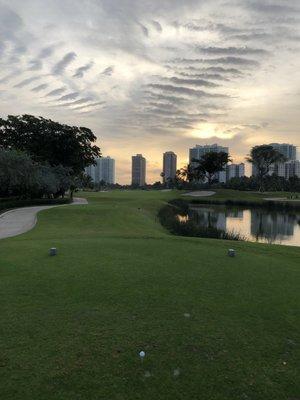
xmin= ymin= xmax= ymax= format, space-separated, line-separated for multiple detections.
xmin=176 ymin=165 xmax=195 ymax=182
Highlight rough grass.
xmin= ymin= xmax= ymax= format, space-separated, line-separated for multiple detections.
xmin=0 ymin=190 xmax=299 ymax=400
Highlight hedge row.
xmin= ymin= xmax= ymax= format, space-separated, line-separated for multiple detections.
xmin=0 ymin=198 xmax=71 ymax=214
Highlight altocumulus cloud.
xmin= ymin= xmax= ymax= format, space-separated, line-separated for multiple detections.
xmin=52 ymin=52 xmax=77 ymax=75
xmin=0 ymin=0 xmax=299 ymax=183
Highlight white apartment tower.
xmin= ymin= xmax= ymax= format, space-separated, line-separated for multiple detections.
xmin=189 ymin=144 xmax=229 ymax=183
xmin=85 ymin=156 xmax=116 ymax=184
xmin=226 ymin=163 xmax=245 ymax=180
xmin=252 ymin=143 xmax=298 ymax=179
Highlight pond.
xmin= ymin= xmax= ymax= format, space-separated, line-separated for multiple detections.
xmin=181 ymin=205 xmax=300 ymax=246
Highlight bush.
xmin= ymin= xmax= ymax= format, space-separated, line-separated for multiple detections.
xmin=0 ymin=198 xmax=71 ymax=214
xmin=225 ymin=175 xmax=300 ymax=192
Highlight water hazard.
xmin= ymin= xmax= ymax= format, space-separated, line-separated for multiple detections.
xmin=181 ymin=205 xmax=300 ymax=246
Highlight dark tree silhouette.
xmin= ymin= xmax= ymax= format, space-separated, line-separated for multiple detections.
xmin=0 ymin=114 xmax=101 ymax=173
xmin=246 ymin=145 xmax=286 ymax=192
xmin=194 ymin=151 xmax=231 ymax=185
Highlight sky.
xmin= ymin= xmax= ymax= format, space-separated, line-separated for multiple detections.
xmin=0 ymin=0 xmax=299 ymax=183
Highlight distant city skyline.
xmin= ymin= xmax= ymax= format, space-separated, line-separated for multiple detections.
xmin=88 ymin=141 xmax=298 ymax=184
xmin=0 ymin=1 xmax=299 ymax=184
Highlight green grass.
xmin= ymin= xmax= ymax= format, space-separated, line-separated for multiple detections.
xmin=190 ymin=189 xmax=299 ymax=202
xmin=0 ymin=190 xmax=299 ymax=400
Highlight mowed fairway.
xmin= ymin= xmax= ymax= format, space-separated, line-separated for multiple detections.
xmin=0 ymin=190 xmax=299 ymax=400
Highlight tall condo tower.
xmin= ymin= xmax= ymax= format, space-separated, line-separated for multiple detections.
xmin=269 ymin=143 xmax=297 ymax=160
xmin=163 ymin=151 xmax=177 ymax=183
xmin=132 ymin=154 xmax=146 ymax=186
xmin=189 ymin=144 xmax=229 ymax=183
xmin=85 ymin=156 xmax=116 ymax=184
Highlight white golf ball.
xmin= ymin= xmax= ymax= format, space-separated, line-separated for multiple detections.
xmin=139 ymin=351 xmax=145 ymax=358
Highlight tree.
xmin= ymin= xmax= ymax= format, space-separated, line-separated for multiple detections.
xmin=0 ymin=149 xmax=73 ymax=199
xmin=0 ymin=114 xmax=101 ymax=173
xmin=176 ymin=164 xmax=194 ymax=182
xmin=0 ymin=149 xmax=39 ymax=198
xmin=246 ymin=145 xmax=286 ymax=192
xmin=194 ymin=151 xmax=231 ymax=185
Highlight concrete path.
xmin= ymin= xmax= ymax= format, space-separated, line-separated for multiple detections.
xmin=0 ymin=197 xmax=88 ymax=240
xmin=182 ymin=191 xmax=216 ymax=197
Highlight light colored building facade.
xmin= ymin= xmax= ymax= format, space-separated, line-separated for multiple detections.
xmin=189 ymin=144 xmax=229 ymax=183
xmin=252 ymin=143 xmax=298 ymax=179
xmin=226 ymin=163 xmax=245 ymax=181
xmin=132 ymin=154 xmax=146 ymax=186
xmin=285 ymin=160 xmax=300 ymax=179
xmin=269 ymin=143 xmax=297 ymax=161
xmin=85 ymin=156 xmax=115 ymax=184
xmin=163 ymin=151 xmax=177 ymax=183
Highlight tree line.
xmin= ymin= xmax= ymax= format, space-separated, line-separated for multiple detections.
xmin=171 ymin=144 xmax=298 ymax=192
xmin=0 ymin=115 xmax=100 ymax=199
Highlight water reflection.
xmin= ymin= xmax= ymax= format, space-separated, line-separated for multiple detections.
xmin=187 ymin=205 xmax=300 ymax=246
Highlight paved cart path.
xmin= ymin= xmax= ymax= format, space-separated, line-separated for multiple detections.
xmin=0 ymin=198 xmax=88 ymax=240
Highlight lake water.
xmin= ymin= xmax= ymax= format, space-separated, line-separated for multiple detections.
xmin=183 ymin=205 xmax=300 ymax=246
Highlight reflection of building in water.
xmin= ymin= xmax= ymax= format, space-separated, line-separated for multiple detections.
xmin=190 ymin=207 xmax=226 ymax=231
xmin=251 ymin=211 xmax=295 ymax=242
xmin=226 ymin=209 xmax=244 ymax=219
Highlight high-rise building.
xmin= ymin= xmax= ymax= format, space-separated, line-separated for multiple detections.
xmin=269 ymin=143 xmax=297 ymax=161
xmin=189 ymin=144 xmax=229 ymax=162
xmin=189 ymin=144 xmax=229 ymax=183
xmin=226 ymin=163 xmax=245 ymax=181
xmin=132 ymin=154 xmax=146 ymax=186
xmin=163 ymin=151 xmax=177 ymax=183
xmin=285 ymin=160 xmax=300 ymax=179
xmin=252 ymin=143 xmax=298 ymax=179
xmin=85 ymin=156 xmax=115 ymax=184
xmin=99 ymin=157 xmax=115 ymax=184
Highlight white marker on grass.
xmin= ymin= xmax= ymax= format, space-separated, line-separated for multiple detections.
xmin=139 ymin=351 xmax=145 ymax=361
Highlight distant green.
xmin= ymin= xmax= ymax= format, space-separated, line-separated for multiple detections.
xmin=0 ymin=190 xmax=299 ymax=400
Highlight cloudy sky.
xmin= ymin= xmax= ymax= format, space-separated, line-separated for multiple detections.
xmin=0 ymin=0 xmax=299 ymax=183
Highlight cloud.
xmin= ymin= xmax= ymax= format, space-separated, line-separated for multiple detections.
xmin=0 ymin=6 xmax=23 ymax=37
xmin=52 ymin=52 xmax=77 ymax=75
xmin=31 ymin=83 xmax=49 ymax=92
xmin=138 ymin=23 xmax=149 ymax=37
xmin=178 ymin=72 xmax=230 ymax=81
xmin=0 ymin=69 xmax=21 ymax=84
xmin=171 ymin=57 xmax=259 ymax=67
xmin=101 ymin=66 xmax=114 ymax=76
xmin=45 ymin=87 xmax=67 ymax=97
xmin=28 ymin=59 xmax=43 ymax=71
xmin=73 ymin=61 xmax=94 ymax=78
xmin=73 ymin=101 xmax=106 ymax=111
xmin=0 ymin=0 xmax=299 ymax=183
xmin=147 ymin=84 xmax=228 ymax=98
xmin=13 ymin=76 xmax=41 ymax=88
xmin=206 ymin=57 xmax=259 ymax=67
xmin=151 ymin=20 xmax=162 ymax=32
xmin=57 ymin=92 xmax=80 ymax=101
xmin=57 ymin=98 xmax=94 ymax=107
xmin=196 ymin=46 xmax=268 ymax=56
xmin=244 ymin=2 xmax=300 ymax=15
xmin=38 ymin=44 xmax=58 ymax=59
xmin=169 ymin=76 xmax=219 ymax=88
